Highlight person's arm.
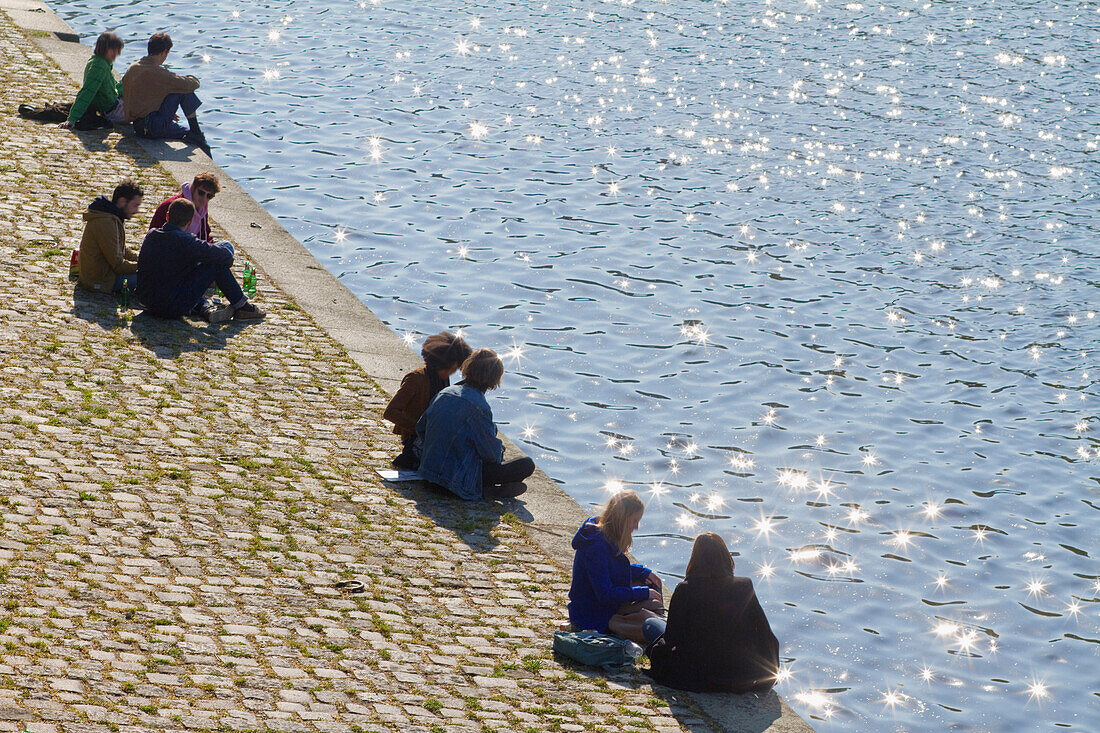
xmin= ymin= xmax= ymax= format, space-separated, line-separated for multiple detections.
xmin=660 ymin=583 xmax=687 ymax=647
xmin=383 ymin=373 xmax=422 ymax=433
xmin=90 ymin=218 xmax=137 ymax=274
xmin=742 ymin=582 xmax=780 ymax=664
xmin=578 ymin=546 xmax=651 ymax=608
xmin=183 ymin=233 xmax=233 ymax=267
xmin=66 ymin=59 xmax=104 ymax=125
xmin=158 ymin=67 xmax=201 ymax=95
xmin=148 ymin=199 xmax=170 ymax=232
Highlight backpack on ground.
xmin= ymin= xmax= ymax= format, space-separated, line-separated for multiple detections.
xmin=552 ymin=630 xmax=636 ymax=670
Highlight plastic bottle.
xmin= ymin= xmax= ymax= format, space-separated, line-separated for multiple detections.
xmin=120 ymin=278 xmax=131 ymax=310
xmin=623 ymin=640 xmax=644 ymax=659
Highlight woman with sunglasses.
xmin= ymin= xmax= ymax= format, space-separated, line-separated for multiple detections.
xmin=148 ymin=171 xmax=220 ymax=243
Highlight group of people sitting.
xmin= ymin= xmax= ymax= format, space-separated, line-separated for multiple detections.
xmin=385 ymin=335 xmax=780 ymax=693
xmin=569 ymin=490 xmax=780 ymax=692
xmin=77 ymin=174 xmax=264 ymax=322
xmin=383 ymin=333 xmax=536 ymax=499
xmin=21 ymin=31 xmax=211 ymax=156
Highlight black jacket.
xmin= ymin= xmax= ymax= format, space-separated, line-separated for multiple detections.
xmin=136 ymin=223 xmax=232 ymax=317
xmin=646 ymin=575 xmax=779 ymax=693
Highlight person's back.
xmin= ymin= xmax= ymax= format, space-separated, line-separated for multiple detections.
xmin=416 ymin=384 xmax=500 ymax=499
xmin=648 ymin=574 xmax=779 ymax=693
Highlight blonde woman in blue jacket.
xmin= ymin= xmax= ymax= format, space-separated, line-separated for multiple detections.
xmin=568 ymin=490 xmax=664 ymax=644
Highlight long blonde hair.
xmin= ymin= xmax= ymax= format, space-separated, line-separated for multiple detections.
xmin=596 ymin=490 xmax=645 ymax=555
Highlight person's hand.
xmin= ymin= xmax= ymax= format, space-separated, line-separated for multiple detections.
xmin=58 ymin=121 xmax=73 ymax=129
xmin=647 ymin=588 xmax=663 ymax=602
xmin=645 ymin=572 xmax=662 ymax=590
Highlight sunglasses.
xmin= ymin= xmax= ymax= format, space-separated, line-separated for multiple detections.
xmin=194 ymin=189 xmax=216 ymax=200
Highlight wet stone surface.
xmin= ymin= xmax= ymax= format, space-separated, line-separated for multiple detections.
xmin=0 ymin=13 xmax=714 ymax=733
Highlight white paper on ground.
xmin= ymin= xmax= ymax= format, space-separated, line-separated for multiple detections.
xmin=376 ymin=469 xmax=422 ymax=482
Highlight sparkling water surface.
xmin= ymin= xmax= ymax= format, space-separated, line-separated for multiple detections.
xmin=54 ymin=0 xmax=1099 ymax=728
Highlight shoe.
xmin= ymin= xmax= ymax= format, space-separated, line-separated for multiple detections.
xmin=207 ymin=304 xmax=235 ymax=323
xmin=392 ymin=452 xmax=419 ymax=471
xmin=483 ymin=482 xmax=527 ymax=499
xmin=232 ymin=302 xmax=266 ymax=321
xmin=184 ymin=130 xmax=212 ymax=157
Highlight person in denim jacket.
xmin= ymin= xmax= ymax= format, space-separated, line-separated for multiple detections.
xmin=416 ymin=348 xmax=534 ymax=499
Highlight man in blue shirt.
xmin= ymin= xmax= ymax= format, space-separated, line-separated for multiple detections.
xmin=135 ymin=198 xmax=264 ymax=322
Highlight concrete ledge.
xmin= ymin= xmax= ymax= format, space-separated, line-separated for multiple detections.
xmin=7 ymin=4 xmax=814 ymax=730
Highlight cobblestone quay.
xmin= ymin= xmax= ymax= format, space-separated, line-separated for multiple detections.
xmin=0 ymin=3 xmax=812 ymax=731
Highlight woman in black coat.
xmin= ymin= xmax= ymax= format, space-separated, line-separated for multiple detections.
xmin=646 ymin=532 xmax=780 ymax=693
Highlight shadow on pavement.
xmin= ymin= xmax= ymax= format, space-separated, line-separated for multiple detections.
xmin=71 ymin=286 xmax=238 ymax=356
xmin=387 ymin=479 xmax=536 ymax=553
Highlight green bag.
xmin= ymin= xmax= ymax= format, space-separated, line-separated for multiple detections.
xmin=552 ymin=630 xmax=636 ymax=670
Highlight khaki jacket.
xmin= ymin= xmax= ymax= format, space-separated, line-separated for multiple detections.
xmin=78 ymin=206 xmax=137 ymax=292
xmin=121 ymin=56 xmax=200 ymax=122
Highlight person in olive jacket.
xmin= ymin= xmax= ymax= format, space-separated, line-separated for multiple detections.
xmin=77 ymin=179 xmax=142 ymax=294
xmin=383 ymin=331 xmax=472 ymax=470
xmin=646 ymin=532 xmax=780 ymax=693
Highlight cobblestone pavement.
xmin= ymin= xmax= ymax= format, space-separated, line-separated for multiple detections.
xmin=0 ymin=13 xmax=717 ymax=733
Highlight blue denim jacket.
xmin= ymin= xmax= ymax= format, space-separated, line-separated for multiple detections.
xmin=416 ymin=385 xmax=504 ymax=500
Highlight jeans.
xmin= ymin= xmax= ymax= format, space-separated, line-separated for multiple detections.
xmin=112 ymin=273 xmax=137 ymax=294
xmin=160 ymin=259 xmax=245 ymax=318
xmin=481 ymin=456 xmax=535 ymax=486
xmin=642 ymin=617 xmax=667 ymax=644
xmin=137 ymin=92 xmax=201 ymax=139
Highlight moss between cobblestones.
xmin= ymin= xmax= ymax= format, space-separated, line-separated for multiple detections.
xmin=0 ymin=8 xmax=716 ymax=733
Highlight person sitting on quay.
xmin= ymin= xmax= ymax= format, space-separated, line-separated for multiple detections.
xmin=76 ymin=179 xmax=142 ymax=295
xmin=149 ymin=171 xmax=221 ymax=243
xmin=62 ymin=32 xmax=126 ymax=130
xmin=135 ymin=199 xmax=264 ymax=323
xmin=383 ymin=331 xmax=473 ymax=471
xmin=121 ymin=33 xmax=210 ymax=155
xmin=415 ymin=348 xmax=536 ymax=499
xmin=567 ymin=489 xmax=665 ymax=645
xmin=19 ymin=32 xmax=125 ymax=130
xmin=645 ymin=532 xmax=780 ymax=693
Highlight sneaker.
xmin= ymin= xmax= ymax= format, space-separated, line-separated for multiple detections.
xmin=232 ymin=302 xmax=266 ymax=321
xmin=483 ymin=482 xmax=528 ymax=499
xmin=206 ymin=303 xmax=235 ymax=324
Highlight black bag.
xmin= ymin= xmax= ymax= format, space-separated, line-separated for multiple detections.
xmin=18 ymin=102 xmax=111 ymax=130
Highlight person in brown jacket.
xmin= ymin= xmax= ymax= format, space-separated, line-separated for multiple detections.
xmin=383 ymin=332 xmax=473 ymax=470
xmin=122 ymin=33 xmax=210 ymax=155
xmin=77 ymin=179 xmax=143 ymax=295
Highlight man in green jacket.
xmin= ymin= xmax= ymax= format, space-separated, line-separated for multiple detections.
xmin=60 ymin=32 xmax=125 ymax=129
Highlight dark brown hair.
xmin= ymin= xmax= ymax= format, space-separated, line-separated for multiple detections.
xmin=111 ymin=179 xmax=143 ymax=203
xmin=93 ymin=32 xmax=124 ymax=58
xmin=422 ymin=332 xmax=472 ymax=371
xmin=461 ymin=348 xmax=504 ymax=391
xmin=596 ymin=490 xmax=645 ymax=555
xmin=167 ymin=198 xmax=195 ymax=227
xmin=147 ymin=33 xmax=173 ymax=56
xmin=192 ymin=171 xmax=220 ymax=194
xmin=684 ymin=532 xmax=735 ymax=579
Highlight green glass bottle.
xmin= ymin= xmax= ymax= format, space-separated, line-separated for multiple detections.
xmin=120 ymin=278 xmax=131 ymax=310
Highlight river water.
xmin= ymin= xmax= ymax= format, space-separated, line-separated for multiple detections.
xmin=53 ymin=0 xmax=1099 ymax=728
